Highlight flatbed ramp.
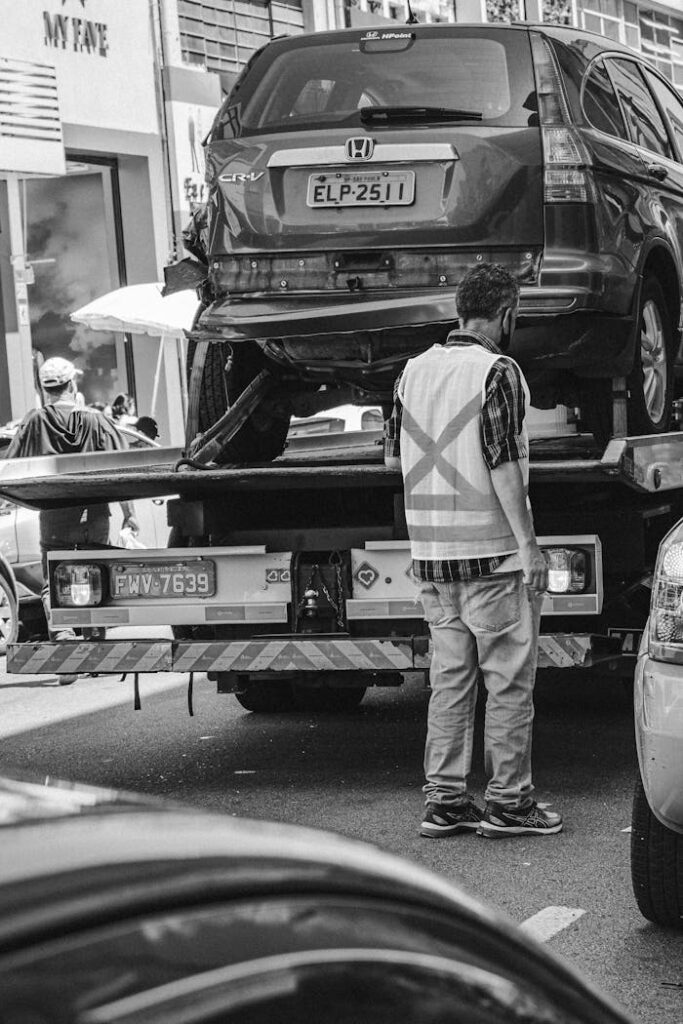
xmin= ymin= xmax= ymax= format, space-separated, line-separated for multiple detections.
xmin=0 ymin=431 xmax=682 ymax=509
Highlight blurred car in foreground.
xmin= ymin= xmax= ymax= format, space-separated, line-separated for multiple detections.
xmin=0 ymin=423 xmax=170 ymax=642
xmin=632 ymin=521 xmax=683 ymax=929
xmin=0 ymin=773 xmax=632 ymax=1024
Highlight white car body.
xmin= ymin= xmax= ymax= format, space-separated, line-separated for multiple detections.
xmin=634 ymin=631 xmax=683 ymax=835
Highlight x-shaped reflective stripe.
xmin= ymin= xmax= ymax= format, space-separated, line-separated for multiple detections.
xmin=401 ymin=396 xmax=494 ymax=512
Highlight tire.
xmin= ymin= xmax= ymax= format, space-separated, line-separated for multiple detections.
xmin=291 ymin=682 xmax=367 ymax=713
xmin=631 ymin=776 xmax=683 ymax=928
xmin=0 ymin=571 xmax=18 ymax=657
xmin=234 ymin=679 xmax=295 ymax=713
xmin=186 ymin=339 xmax=290 ymax=464
xmin=186 ymin=336 xmax=230 ymax=437
xmin=627 ymin=277 xmax=674 ymax=435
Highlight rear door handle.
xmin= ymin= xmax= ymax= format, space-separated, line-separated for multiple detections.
xmin=647 ymin=163 xmax=668 ymax=182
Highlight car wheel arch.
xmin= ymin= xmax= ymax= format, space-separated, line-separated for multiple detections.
xmin=638 ymin=242 xmax=681 ymax=343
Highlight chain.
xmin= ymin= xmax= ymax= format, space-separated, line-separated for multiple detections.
xmin=331 ymin=552 xmax=345 ymax=630
xmin=296 ymin=556 xmax=346 ymax=630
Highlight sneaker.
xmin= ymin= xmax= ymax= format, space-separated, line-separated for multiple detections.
xmin=420 ymin=800 xmax=483 ymax=838
xmin=477 ymin=800 xmax=563 ymax=838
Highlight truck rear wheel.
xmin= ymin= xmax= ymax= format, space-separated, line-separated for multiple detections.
xmin=186 ymin=339 xmax=290 ymax=463
xmin=631 ymin=776 xmax=683 ymax=928
xmin=234 ymin=679 xmax=295 ymax=713
xmin=292 ymin=681 xmax=367 ymax=712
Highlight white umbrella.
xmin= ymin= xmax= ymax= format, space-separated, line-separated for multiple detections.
xmin=71 ymin=283 xmax=200 ymax=419
xmin=71 ymin=282 xmax=199 ymax=338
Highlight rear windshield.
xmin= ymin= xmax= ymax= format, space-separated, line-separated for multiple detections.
xmin=212 ymin=27 xmax=537 ymax=139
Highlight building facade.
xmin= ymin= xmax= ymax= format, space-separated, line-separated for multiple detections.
xmin=0 ymin=0 xmax=176 ymax=433
xmin=1 ymin=0 xmax=681 ymax=438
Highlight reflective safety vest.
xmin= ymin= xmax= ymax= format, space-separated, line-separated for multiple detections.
xmin=398 ymin=342 xmax=530 ymax=562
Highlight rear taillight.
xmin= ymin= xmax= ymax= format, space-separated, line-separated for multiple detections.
xmin=544 ymin=547 xmax=587 ymax=594
xmin=649 ymin=523 xmax=683 ymax=663
xmin=54 ymin=563 xmax=104 ymax=607
xmin=531 ymin=33 xmax=594 ymax=205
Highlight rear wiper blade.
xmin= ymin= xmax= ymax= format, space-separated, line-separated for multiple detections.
xmin=360 ymin=105 xmax=483 ymax=124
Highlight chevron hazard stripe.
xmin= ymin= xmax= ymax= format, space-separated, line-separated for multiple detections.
xmin=173 ymin=638 xmax=417 ymax=673
xmin=7 ymin=633 xmax=620 ymax=676
xmin=7 ymin=641 xmax=172 ymax=676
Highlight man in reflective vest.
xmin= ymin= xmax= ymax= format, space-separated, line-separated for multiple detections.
xmin=385 ymin=264 xmax=562 ymax=839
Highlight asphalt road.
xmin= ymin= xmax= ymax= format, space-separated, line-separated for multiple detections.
xmin=1 ymin=660 xmax=682 ymax=1024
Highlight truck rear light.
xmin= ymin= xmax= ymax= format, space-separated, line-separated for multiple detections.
xmin=54 ymin=563 xmax=104 ymax=607
xmin=543 ymin=547 xmax=587 ymax=594
xmin=649 ymin=525 xmax=683 ymax=662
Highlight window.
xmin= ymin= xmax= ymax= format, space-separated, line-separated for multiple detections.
xmin=178 ymin=0 xmax=305 ymax=78
xmin=212 ymin=29 xmax=536 ymax=139
xmin=606 ymin=58 xmax=673 ymax=159
xmin=583 ymin=59 xmax=628 ymax=139
xmin=644 ymin=69 xmax=683 ymax=160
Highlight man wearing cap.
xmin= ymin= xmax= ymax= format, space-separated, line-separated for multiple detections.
xmin=6 ymin=358 xmax=138 ymax=667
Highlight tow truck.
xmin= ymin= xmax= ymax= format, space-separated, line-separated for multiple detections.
xmin=1 ymin=396 xmax=682 ymax=713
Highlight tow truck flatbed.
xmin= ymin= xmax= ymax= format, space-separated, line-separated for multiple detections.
xmin=0 ymin=431 xmax=681 ymax=509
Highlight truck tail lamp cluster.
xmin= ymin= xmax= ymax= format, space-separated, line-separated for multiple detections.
xmin=649 ymin=524 xmax=683 ymax=663
xmin=530 ymin=33 xmax=595 ymax=204
xmin=544 ymin=547 xmax=587 ymax=594
xmin=349 ymin=537 xmax=602 ymax=618
xmin=53 ymin=563 xmax=104 ymax=607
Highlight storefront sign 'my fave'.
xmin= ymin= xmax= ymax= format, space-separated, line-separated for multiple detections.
xmin=44 ymin=0 xmax=108 ymax=57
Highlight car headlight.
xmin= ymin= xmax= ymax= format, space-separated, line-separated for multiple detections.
xmin=544 ymin=547 xmax=587 ymax=594
xmin=649 ymin=525 xmax=683 ymax=663
xmin=53 ymin=563 xmax=104 ymax=607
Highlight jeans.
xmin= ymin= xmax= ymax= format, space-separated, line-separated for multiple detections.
xmin=40 ymin=505 xmax=110 ymax=640
xmin=419 ymin=571 xmax=542 ymax=808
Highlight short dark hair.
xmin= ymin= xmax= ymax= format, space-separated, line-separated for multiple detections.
xmin=455 ymin=263 xmax=519 ymax=324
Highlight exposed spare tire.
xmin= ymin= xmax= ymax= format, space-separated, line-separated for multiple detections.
xmin=186 ymin=337 xmax=291 ymax=464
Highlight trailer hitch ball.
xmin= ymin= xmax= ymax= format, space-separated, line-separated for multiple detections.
xmin=303 ymin=589 xmax=320 ymax=617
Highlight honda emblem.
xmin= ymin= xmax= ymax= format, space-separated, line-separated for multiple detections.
xmin=345 ymin=137 xmax=375 ymax=162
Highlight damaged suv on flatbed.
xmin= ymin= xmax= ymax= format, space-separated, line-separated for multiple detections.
xmin=184 ymin=21 xmax=683 ymax=459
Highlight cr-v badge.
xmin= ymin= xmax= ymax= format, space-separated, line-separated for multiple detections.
xmin=219 ymin=171 xmax=265 ymax=183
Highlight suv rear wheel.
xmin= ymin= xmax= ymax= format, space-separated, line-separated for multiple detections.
xmin=186 ymin=339 xmax=290 ymax=464
xmin=631 ymin=776 xmax=683 ymax=928
xmin=627 ymin=277 xmax=674 ymax=436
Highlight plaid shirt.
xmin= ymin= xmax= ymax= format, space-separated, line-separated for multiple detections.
xmin=385 ymin=330 xmax=526 ymax=582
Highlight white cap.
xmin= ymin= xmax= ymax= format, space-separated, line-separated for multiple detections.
xmin=39 ymin=357 xmax=81 ymax=388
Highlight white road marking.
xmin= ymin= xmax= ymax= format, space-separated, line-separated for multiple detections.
xmin=621 ymin=826 xmax=632 ymax=833
xmin=520 ymin=906 xmax=586 ymax=942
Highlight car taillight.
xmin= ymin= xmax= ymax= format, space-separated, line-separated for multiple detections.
xmin=531 ymin=33 xmax=594 ymax=205
xmin=649 ymin=523 xmax=683 ymax=663
xmin=543 ymin=548 xmax=587 ymax=594
xmin=54 ymin=563 xmax=104 ymax=607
